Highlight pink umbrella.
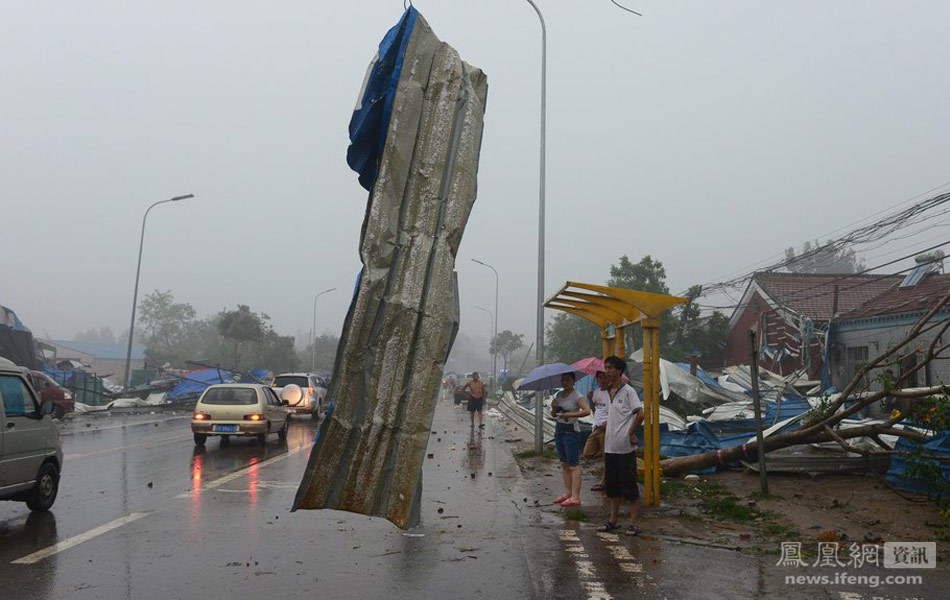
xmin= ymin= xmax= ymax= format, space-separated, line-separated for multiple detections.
xmin=571 ymin=357 xmax=630 ymax=383
xmin=572 ymin=357 xmax=606 ymax=377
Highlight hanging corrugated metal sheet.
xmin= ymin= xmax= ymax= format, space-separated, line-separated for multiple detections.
xmin=293 ymin=8 xmax=488 ymax=529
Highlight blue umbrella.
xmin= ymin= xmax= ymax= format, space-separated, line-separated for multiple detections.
xmin=517 ymin=362 xmax=588 ymax=391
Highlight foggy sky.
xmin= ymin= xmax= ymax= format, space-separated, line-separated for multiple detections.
xmin=3 ymin=1 xmax=949 ymax=359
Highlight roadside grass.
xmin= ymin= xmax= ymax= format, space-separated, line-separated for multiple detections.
xmin=563 ymin=508 xmax=589 ymax=522
xmin=700 ymin=495 xmax=756 ymax=521
xmin=762 ymin=523 xmax=799 ymax=539
xmin=514 ymin=447 xmax=558 ymax=460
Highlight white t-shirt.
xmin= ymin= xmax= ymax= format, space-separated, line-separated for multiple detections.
xmin=590 ymin=388 xmax=609 ymax=428
xmin=604 ymin=383 xmax=643 ymax=455
xmin=553 ymin=389 xmax=583 ymax=432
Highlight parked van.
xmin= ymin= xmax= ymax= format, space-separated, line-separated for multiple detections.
xmin=0 ymin=357 xmax=63 ymax=511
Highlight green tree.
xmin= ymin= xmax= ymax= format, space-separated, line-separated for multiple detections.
xmin=138 ymin=290 xmax=197 ymax=365
xmin=784 ymin=240 xmax=864 ymax=274
xmin=217 ymin=305 xmax=265 ymax=370
xmin=490 ymin=330 xmax=525 ymax=374
xmin=608 ymin=254 xmax=675 ymax=353
xmin=544 ymin=313 xmax=602 ymax=363
xmin=301 ymin=333 xmax=340 ymax=372
xmin=608 ymin=255 xmax=669 ymax=294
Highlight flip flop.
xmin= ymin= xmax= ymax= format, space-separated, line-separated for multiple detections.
xmin=560 ymin=499 xmax=581 ymax=507
xmin=553 ymin=495 xmax=569 ymax=504
xmin=597 ymin=521 xmax=619 ymax=533
xmin=623 ymin=525 xmax=642 ymax=537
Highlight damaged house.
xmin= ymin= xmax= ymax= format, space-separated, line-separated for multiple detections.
xmin=725 ymin=272 xmax=900 ymax=378
xmin=830 ymin=270 xmax=950 ymax=393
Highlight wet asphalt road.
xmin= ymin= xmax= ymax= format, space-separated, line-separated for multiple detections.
xmin=1 ymin=402 xmax=945 ymax=599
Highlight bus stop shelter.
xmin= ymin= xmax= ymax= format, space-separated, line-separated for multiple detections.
xmin=544 ymin=281 xmax=687 ymax=507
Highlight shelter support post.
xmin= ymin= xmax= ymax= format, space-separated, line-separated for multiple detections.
xmin=641 ymin=318 xmax=661 ymax=507
xmin=602 ymin=328 xmax=610 ymax=360
xmin=651 ymin=324 xmax=661 ymax=506
xmin=616 ymin=325 xmax=626 ymax=358
xmin=641 ymin=325 xmax=654 ymax=506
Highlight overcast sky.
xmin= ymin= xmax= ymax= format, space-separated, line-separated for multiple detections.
xmin=3 ymin=1 xmax=949 ymax=354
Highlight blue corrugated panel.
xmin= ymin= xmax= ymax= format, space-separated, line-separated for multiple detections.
xmin=346 ymin=7 xmax=419 ymax=191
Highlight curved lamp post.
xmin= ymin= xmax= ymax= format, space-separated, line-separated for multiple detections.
xmin=311 ymin=287 xmax=337 ymax=372
xmin=123 ymin=194 xmax=194 ymax=387
xmin=471 ymin=258 xmax=499 ymax=393
xmin=474 ymin=305 xmax=495 ymax=393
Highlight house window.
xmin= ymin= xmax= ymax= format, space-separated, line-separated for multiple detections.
xmin=845 ymin=346 xmax=869 ymax=363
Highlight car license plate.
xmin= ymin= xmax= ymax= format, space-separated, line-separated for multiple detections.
xmin=213 ymin=425 xmax=237 ymax=433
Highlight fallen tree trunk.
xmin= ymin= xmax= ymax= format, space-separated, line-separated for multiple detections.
xmin=660 ymin=420 xmax=930 ymax=476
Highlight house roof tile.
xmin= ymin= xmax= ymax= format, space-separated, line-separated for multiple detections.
xmin=838 ymin=272 xmax=950 ymax=321
xmin=754 ymin=272 xmax=901 ymax=321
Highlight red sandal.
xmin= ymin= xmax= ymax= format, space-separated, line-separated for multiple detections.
xmin=553 ymin=495 xmax=569 ymax=504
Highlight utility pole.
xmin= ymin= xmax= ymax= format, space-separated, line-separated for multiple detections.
xmin=749 ymin=330 xmax=769 ymax=495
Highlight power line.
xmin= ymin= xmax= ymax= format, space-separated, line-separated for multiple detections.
xmin=688 ymin=182 xmax=950 ymax=296
xmin=696 ymin=239 xmax=950 ymax=312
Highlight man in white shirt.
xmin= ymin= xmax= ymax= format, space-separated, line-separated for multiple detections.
xmin=599 ymin=356 xmax=644 ymax=536
xmin=583 ymin=371 xmax=609 ymax=491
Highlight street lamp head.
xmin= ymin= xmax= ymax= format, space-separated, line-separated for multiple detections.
xmin=171 ymin=194 xmax=195 ymax=202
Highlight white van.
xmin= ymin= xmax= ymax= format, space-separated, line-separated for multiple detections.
xmin=0 ymin=357 xmax=63 ymax=511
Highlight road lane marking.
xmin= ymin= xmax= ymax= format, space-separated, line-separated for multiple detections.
xmin=11 ymin=513 xmax=149 ymax=565
xmin=65 ymin=434 xmax=193 ymax=460
xmin=175 ymin=445 xmax=306 ymax=498
xmin=559 ymin=529 xmax=614 ymax=600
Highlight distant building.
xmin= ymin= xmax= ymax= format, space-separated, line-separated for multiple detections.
xmin=725 ymin=272 xmax=900 ymax=377
xmin=49 ymin=340 xmax=145 ymax=384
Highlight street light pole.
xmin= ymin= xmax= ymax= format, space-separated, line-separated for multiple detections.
xmin=311 ymin=287 xmax=337 ymax=372
xmin=475 ymin=306 xmax=494 ymax=389
xmin=123 ymin=194 xmax=194 ymax=387
xmin=525 ymin=0 xmax=547 ymax=453
xmin=471 ymin=259 xmax=499 ymax=394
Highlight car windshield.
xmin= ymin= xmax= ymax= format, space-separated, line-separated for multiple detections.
xmin=274 ymin=376 xmax=309 ymax=388
xmin=201 ymin=387 xmax=257 ymax=405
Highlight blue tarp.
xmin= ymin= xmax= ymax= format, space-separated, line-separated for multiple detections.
xmin=240 ymin=369 xmax=270 ymax=384
xmin=765 ymin=394 xmax=812 ymax=421
xmin=346 ymin=7 xmax=419 ymax=191
xmin=886 ymin=432 xmax=950 ymax=497
xmin=0 ymin=304 xmax=29 ymax=332
xmin=167 ymin=368 xmax=234 ymax=400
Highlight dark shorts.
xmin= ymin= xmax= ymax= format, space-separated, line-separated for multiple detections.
xmin=554 ymin=424 xmax=580 ymax=466
xmin=467 ymin=396 xmax=485 ymax=413
xmin=604 ymin=451 xmax=640 ymax=501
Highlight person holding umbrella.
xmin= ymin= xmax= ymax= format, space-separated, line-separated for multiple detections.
xmin=550 ymin=372 xmax=590 ymax=507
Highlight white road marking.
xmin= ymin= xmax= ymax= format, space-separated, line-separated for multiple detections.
xmin=175 ymin=445 xmax=306 ymax=498
xmin=838 ymin=593 xmax=864 ymax=600
xmin=11 ymin=513 xmax=149 ymax=565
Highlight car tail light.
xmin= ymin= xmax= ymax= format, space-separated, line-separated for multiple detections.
xmin=244 ymin=413 xmax=264 ymax=421
xmin=193 ymin=412 xmax=211 ymax=421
